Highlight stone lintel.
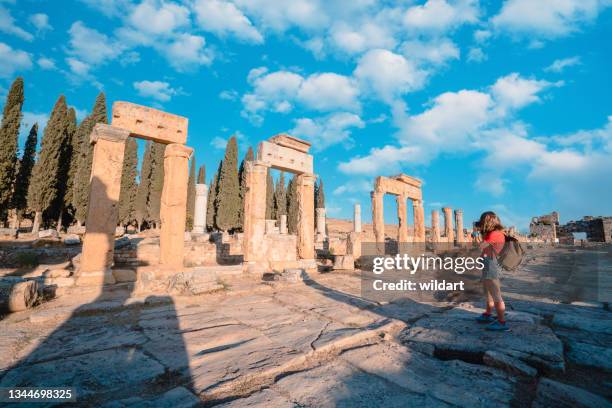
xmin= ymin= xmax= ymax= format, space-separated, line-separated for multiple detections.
xmin=268 ymin=133 xmax=312 ymax=153
xmin=374 ymin=176 xmax=422 ymax=200
xmin=392 ymin=173 xmax=423 ymax=188
xmin=257 ymin=140 xmax=313 ymax=174
xmin=111 ymin=101 xmax=188 ymax=145
xmin=89 ymin=123 xmax=130 ymax=144
xmin=164 ymin=143 xmax=193 ymax=159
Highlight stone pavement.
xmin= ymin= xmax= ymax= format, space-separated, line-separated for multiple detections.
xmin=0 ymin=246 xmax=611 ymax=407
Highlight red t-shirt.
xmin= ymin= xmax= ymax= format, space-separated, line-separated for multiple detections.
xmin=483 ymin=230 xmax=505 ymax=258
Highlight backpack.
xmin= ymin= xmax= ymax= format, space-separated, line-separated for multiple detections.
xmin=497 ymin=235 xmax=525 ymax=271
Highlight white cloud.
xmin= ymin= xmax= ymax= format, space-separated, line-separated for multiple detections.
xmin=67 ymin=21 xmax=119 ymax=72
xmin=544 ymin=56 xmax=581 ymax=73
xmin=333 ymin=179 xmax=371 ymax=195
xmin=338 ymin=145 xmax=423 ymax=175
xmin=297 ymin=73 xmax=360 ymax=111
xmin=491 ymin=0 xmax=610 ymax=39
xmin=78 ymin=0 xmax=132 ymax=18
xmin=329 ymin=20 xmax=396 ymax=55
xmin=490 ymin=72 xmax=555 ymax=111
xmin=467 ymin=47 xmax=486 ymax=62
xmin=401 ymin=38 xmax=460 ymax=65
xmin=133 ymin=80 xmax=181 ymax=102
xmin=219 ymin=89 xmax=238 ymax=101
xmin=37 ymin=57 xmax=56 ymax=70
xmin=403 ymin=0 xmax=480 ymax=33
xmin=0 ymin=6 xmax=33 ymax=41
xmin=354 ymin=49 xmax=427 ymax=102
xmin=65 ymin=57 xmax=90 ymax=76
xmin=0 ymin=42 xmax=32 ymax=78
xmin=233 ymin=0 xmax=327 ymax=32
xmin=193 ymin=0 xmax=263 ymax=43
xmin=29 ymin=13 xmax=52 ymax=33
xmin=128 ymin=0 xmax=189 ymax=36
xmin=210 ymin=131 xmax=249 ymax=150
xmin=473 ymin=29 xmax=491 ymax=43
xmin=291 ymin=112 xmax=365 ymax=150
xmin=162 ymin=33 xmax=213 ymax=70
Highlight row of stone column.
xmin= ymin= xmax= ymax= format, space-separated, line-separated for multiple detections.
xmin=430 ymin=207 xmax=467 ymax=243
xmin=370 ymin=191 xmax=426 ymax=244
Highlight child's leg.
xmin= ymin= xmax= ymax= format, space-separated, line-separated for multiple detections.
xmin=483 ymin=281 xmax=494 ymax=314
xmin=485 ymin=279 xmax=505 ymax=322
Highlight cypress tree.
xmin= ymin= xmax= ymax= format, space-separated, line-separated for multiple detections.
xmin=27 ymin=95 xmax=69 ymax=234
xmin=11 ymin=123 xmax=37 ymax=226
xmin=0 ymin=77 xmax=24 ymax=220
xmin=186 ymin=156 xmax=196 ymax=230
xmin=118 ymin=137 xmax=138 ymax=227
xmin=315 ymin=178 xmax=325 ymax=208
xmin=265 ymin=169 xmax=274 ymax=220
xmin=206 ymin=161 xmax=221 ymax=230
xmin=147 ymin=142 xmax=165 ymax=228
xmin=237 ymin=146 xmax=253 ymax=230
xmin=274 ymin=171 xmax=287 ymax=223
xmin=197 ymin=164 xmax=206 ymax=184
xmin=215 ymin=136 xmax=239 ymax=231
xmin=286 ymin=176 xmax=298 ymax=234
xmin=135 ymin=141 xmax=153 ymax=231
xmin=72 ymin=92 xmax=108 ymax=225
xmin=63 ymin=107 xmax=78 ymax=212
xmin=53 ymin=106 xmax=75 ymax=232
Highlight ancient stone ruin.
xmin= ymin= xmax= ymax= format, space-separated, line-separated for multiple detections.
xmin=559 ymin=215 xmax=612 ymax=243
xmin=242 ymin=134 xmax=316 ymax=273
xmin=77 ymin=102 xmax=193 ymax=287
xmin=529 ymin=211 xmax=559 ymax=243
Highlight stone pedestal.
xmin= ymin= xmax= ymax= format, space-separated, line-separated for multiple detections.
xmin=353 ymin=203 xmax=361 ymax=233
xmin=347 ymin=231 xmax=362 ymax=259
xmin=443 ymin=207 xmax=454 ymax=243
xmin=243 ymin=162 xmax=269 ymax=264
xmin=413 ymin=200 xmax=425 ymax=242
xmin=78 ymin=124 xmax=130 ymax=287
xmin=159 ymin=143 xmax=193 ymax=270
xmin=455 ymin=209 xmax=465 ymax=243
xmin=431 ymin=210 xmax=440 ymax=243
xmin=315 ymin=207 xmax=326 ymax=241
xmin=193 ymin=183 xmax=208 ymax=234
xmin=371 ymin=191 xmax=384 ymax=248
xmin=396 ymin=195 xmax=408 ymax=243
xmin=297 ymin=173 xmax=316 ymax=260
xmin=280 ymin=214 xmax=287 ymax=234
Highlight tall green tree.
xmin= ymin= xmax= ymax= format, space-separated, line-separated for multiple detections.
xmin=147 ymin=142 xmax=165 ymax=228
xmin=265 ymin=168 xmax=274 ymax=220
xmin=286 ymin=176 xmax=299 ymax=234
xmin=53 ymin=106 xmax=76 ymax=232
xmin=72 ymin=92 xmax=108 ymax=226
xmin=237 ymin=146 xmax=253 ymax=230
xmin=186 ymin=156 xmax=196 ymax=230
xmin=11 ymin=123 xmax=37 ymax=227
xmin=63 ymin=107 xmax=78 ymax=212
xmin=274 ymin=171 xmax=287 ymax=223
xmin=215 ymin=136 xmax=240 ymax=231
xmin=118 ymin=138 xmax=138 ymax=227
xmin=197 ymin=164 xmax=206 ymax=184
xmin=315 ymin=178 xmax=325 ymax=209
xmin=134 ymin=141 xmax=153 ymax=231
xmin=0 ymin=77 xmax=24 ymax=221
xmin=206 ymin=162 xmax=221 ymax=230
xmin=27 ymin=95 xmax=69 ymax=234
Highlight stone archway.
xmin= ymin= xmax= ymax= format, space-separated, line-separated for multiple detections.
xmin=371 ymin=174 xmax=425 ymax=247
xmin=76 ymin=102 xmax=193 ymax=287
xmin=242 ymin=134 xmax=316 ymax=273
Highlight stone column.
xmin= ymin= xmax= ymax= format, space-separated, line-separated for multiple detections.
xmin=396 ymin=195 xmax=408 ymax=243
xmin=455 ymin=209 xmax=465 ymax=243
xmin=297 ymin=173 xmax=316 ymax=260
xmin=443 ymin=207 xmax=454 ymax=243
xmin=78 ymin=124 xmax=130 ymax=286
xmin=280 ymin=214 xmax=287 ymax=234
xmin=371 ymin=191 xmax=384 ymax=247
xmin=431 ymin=210 xmax=440 ymax=243
xmin=243 ymin=161 xmax=269 ymax=265
xmin=192 ymin=183 xmax=208 ymax=234
xmin=315 ymin=207 xmax=326 ymax=240
xmin=413 ymin=200 xmax=425 ymax=242
xmin=353 ymin=203 xmax=362 ymax=233
xmin=159 ymin=144 xmax=193 ymax=270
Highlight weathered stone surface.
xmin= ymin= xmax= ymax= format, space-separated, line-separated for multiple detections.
xmin=333 ymin=255 xmax=354 ymax=270
xmin=353 ymin=203 xmax=362 ymax=233
xmin=44 ymin=268 xmax=72 ymax=278
xmin=0 ymin=228 xmax=17 ymax=239
xmin=565 ymin=340 xmax=612 ymax=372
xmin=216 ymin=388 xmax=293 ymax=407
xmin=43 ymin=276 xmax=75 ymax=288
xmin=115 ymin=226 xmax=125 ymax=237
xmin=413 ymin=200 xmax=425 ymax=242
xmin=111 ymin=101 xmax=188 ymax=144
xmin=193 ymin=183 xmax=208 ymax=234
xmin=431 ymin=210 xmax=440 ymax=242
xmin=38 ymin=229 xmax=59 ymax=239
xmin=63 ymin=234 xmax=81 ymax=245
xmin=533 ymin=378 xmax=611 ymax=408
xmin=553 ymin=313 xmax=612 ymax=335
xmin=443 ymin=207 xmax=454 ymax=242
xmin=128 ymin=387 xmax=200 ymax=408
xmin=257 ymin=140 xmax=313 ymax=174
xmin=297 ymin=173 xmax=316 ymax=260
xmin=483 ymin=350 xmax=537 ymax=377
xmin=0 ymin=279 xmax=38 ymax=312
xmin=112 ymin=269 xmax=137 ymax=282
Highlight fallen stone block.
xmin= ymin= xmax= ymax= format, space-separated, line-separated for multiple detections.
xmin=43 ymin=277 xmax=75 ymax=288
xmin=533 ymin=378 xmax=610 ymax=408
xmin=483 ymin=350 xmax=537 ymax=377
xmin=333 ymin=255 xmax=354 ymax=270
xmin=38 ymin=229 xmax=59 ymax=239
xmin=115 ymin=226 xmax=125 ymax=237
xmin=565 ymin=340 xmax=612 ymax=373
xmin=0 ymin=279 xmax=38 ymax=312
xmin=0 ymin=228 xmax=17 ymax=239
xmin=112 ymin=269 xmax=137 ymax=282
xmin=44 ymin=268 xmax=72 ymax=278
xmin=63 ymin=234 xmax=81 ymax=245
xmin=67 ymin=225 xmax=86 ymax=235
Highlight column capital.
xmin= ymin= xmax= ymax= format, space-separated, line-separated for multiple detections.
xmin=90 ymin=123 xmax=130 ymax=144
xmin=164 ymin=143 xmax=193 ymax=159
xmin=454 ymin=208 xmax=463 ymax=214
xmin=412 ymin=199 xmax=423 ymax=207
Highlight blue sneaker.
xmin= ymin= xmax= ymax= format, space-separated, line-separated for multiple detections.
xmin=486 ymin=320 xmax=510 ymax=331
xmin=476 ymin=313 xmax=496 ymax=323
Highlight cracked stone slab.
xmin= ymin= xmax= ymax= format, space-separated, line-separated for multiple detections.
xmin=0 ymin=348 xmax=165 ymax=398
xmin=215 ymin=388 xmax=294 ymax=407
xmin=565 ymin=340 xmax=612 ymax=372
xmin=533 ymin=378 xmax=611 ymax=408
xmin=400 ymin=312 xmax=564 ymax=372
xmin=342 ymin=341 xmax=518 ymax=407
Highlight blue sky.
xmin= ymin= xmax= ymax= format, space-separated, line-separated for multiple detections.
xmin=1 ymin=0 xmax=611 ymax=231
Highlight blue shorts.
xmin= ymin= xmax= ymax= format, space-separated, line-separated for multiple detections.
xmin=482 ymin=256 xmax=502 ymax=280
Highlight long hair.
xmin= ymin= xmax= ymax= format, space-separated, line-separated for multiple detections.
xmin=478 ymin=211 xmax=504 ymax=235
